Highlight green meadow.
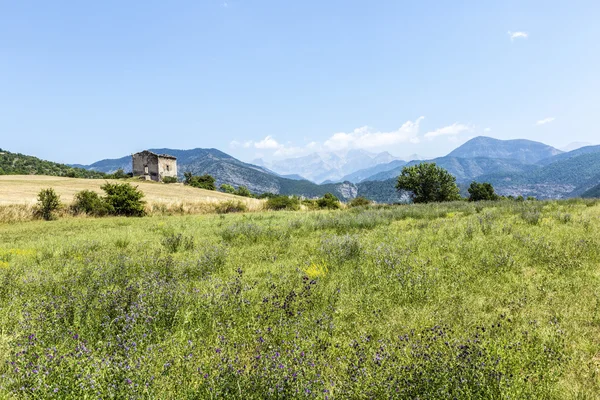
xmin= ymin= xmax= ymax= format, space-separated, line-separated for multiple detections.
xmin=1 ymin=200 xmax=600 ymax=398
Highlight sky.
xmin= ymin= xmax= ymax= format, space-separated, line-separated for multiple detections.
xmin=1 ymin=0 xmax=599 ymax=164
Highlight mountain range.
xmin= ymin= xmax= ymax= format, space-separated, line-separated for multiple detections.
xmin=3 ymin=136 xmax=600 ymax=202
xmin=255 ymin=150 xmax=402 ymax=183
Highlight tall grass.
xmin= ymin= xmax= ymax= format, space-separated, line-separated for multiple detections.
xmin=0 ymin=199 xmax=599 ymax=398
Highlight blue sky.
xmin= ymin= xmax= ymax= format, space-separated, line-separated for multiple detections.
xmin=1 ymin=0 xmax=599 ymax=164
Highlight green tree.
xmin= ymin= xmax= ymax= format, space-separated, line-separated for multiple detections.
xmin=183 ymin=172 xmax=216 ymax=190
xmin=101 ymin=182 xmax=146 ymax=217
xmin=235 ymin=186 xmax=253 ymax=197
xmin=317 ymin=193 xmax=341 ymax=209
xmin=220 ymin=184 xmax=236 ymax=194
xmin=35 ymin=188 xmax=61 ymax=221
xmin=348 ymin=196 xmax=371 ymax=208
xmin=266 ymin=195 xmax=301 ymax=211
xmin=395 ymin=162 xmax=461 ymax=203
xmin=467 ymin=182 xmax=498 ymax=202
xmin=71 ymin=190 xmax=113 ymax=216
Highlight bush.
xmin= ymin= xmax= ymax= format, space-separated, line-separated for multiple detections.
xmin=302 ymin=199 xmax=319 ymax=210
xmin=108 ymin=168 xmax=131 ymax=179
xmin=219 ymin=184 xmax=235 ymax=194
xmin=101 ymin=182 xmax=146 ymax=217
xmin=71 ymin=190 xmax=113 ymax=216
xmin=468 ymin=182 xmax=499 ymax=202
xmin=162 ymin=176 xmax=178 ymax=184
xmin=183 ymin=172 xmax=216 ymax=190
xmin=265 ymin=196 xmax=301 ymax=211
xmin=214 ymin=200 xmax=248 ymax=214
xmin=35 ymin=188 xmax=61 ymax=221
xmin=235 ymin=186 xmax=253 ymax=197
xmin=317 ymin=193 xmax=341 ymax=209
xmin=257 ymin=192 xmax=277 ymax=199
xmin=348 ymin=196 xmax=371 ymax=208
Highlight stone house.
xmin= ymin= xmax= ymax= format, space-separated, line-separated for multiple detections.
xmin=132 ymin=150 xmax=177 ymax=182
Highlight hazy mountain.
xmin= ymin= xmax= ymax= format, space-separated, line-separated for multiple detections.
xmin=447 ymin=136 xmax=562 ymax=164
xmin=364 ymin=156 xmax=537 ymax=183
xmin=265 ymin=150 xmax=402 ymax=183
xmin=582 ymin=182 xmax=600 ymax=198
xmin=479 ymin=152 xmax=600 ymax=199
xmin=536 ymin=145 xmax=600 ymax=166
xmin=560 ymin=142 xmax=593 ymax=152
xmin=77 ymin=148 xmax=358 ymax=200
xmin=340 ymin=160 xmax=407 ymax=183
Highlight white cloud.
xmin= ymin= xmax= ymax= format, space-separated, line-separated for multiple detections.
xmin=253 ymin=136 xmax=282 ymax=149
xmin=508 ymin=31 xmax=528 ymax=40
xmin=535 ymin=117 xmax=555 ymax=126
xmin=484 ymin=127 xmax=492 ymax=133
xmin=323 ymin=117 xmax=424 ymax=151
xmin=424 ymin=123 xmax=471 ymax=140
xmin=231 ymin=117 xmax=475 ymax=159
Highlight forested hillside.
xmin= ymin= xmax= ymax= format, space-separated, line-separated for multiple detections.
xmin=0 ymin=149 xmax=106 ymax=178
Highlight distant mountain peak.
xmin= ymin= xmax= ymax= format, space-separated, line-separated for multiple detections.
xmin=447 ymin=136 xmax=562 ymax=164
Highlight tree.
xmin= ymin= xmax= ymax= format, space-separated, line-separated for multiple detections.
xmin=101 ymin=182 xmax=146 ymax=216
xmin=317 ymin=193 xmax=341 ymax=209
xmin=235 ymin=186 xmax=252 ymax=197
xmin=35 ymin=188 xmax=61 ymax=220
xmin=71 ymin=190 xmax=113 ymax=216
xmin=348 ymin=196 xmax=371 ymax=208
xmin=395 ymin=162 xmax=461 ymax=203
xmin=183 ymin=172 xmax=216 ymax=190
xmin=266 ymin=195 xmax=301 ymax=211
xmin=220 ymin=184 xmax=236 ymax=194
xmin=468 ymin=182 xmax=498 ymax=202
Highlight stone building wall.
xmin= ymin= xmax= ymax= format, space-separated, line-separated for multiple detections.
xmin=158 ymin=157 xmax=177 ymax=180
xmin=132 ymin=151 xmax=177 ymax=182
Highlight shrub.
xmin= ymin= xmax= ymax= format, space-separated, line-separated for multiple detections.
xmin=257 ymin=192 xmax=277 ymax=199
xmin=71 ymin=190 xmax=113 ymax=216
xmin=265 ymin=196 xmax=301 ymax=211
xmin=101 ymin=182 xmax=146 ymax=217
xmin=220 ymin=184 xmax=235 ymax=194
xmin=348 ymin=196 xmax=371 ymax=208
xmin=108 ymin=168 xmax=130 ymax=179
xmin=162 ymin=176 xmax=178 ymax=184
xmin=35 ymin=188 xmax=61 ymax=221
xmin=302 ymin=199 xmax=319 ymax=210
xmin=235 ymin=186 xmax=253 ymax=197
xmin=468 ymin=182 xmax=499 ymax=202
xmin=214 ymin=200 xmax=247 ymax=214
xmin=317 ymin=193 xmax=340 ymax=209
xmin=183 ymin=172 xmax=216 ymax=190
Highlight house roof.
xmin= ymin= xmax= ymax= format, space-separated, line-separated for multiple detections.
xmin=133 ymin=150 xmax=177 ymax=160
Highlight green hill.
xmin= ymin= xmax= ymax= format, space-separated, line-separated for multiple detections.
xmin=0 ymin=148 xmax=106 ymax=178
xmin=77 ymin=148 xmax=359 ymax=200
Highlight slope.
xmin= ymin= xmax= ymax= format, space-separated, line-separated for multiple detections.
xmin=78 ymin=148 xmax=358 ymax=200
xmin=0 ymin=148 xmax=106 ymax=178
xmin=447 ymin=136 xmax=562 ymax=164
xmin=365 ymin=157 xmax=537 ymax=183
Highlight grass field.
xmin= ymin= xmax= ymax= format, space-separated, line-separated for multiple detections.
xmin=1 ymin=199 xmax=600 ymax=398
xmin=0 ymin=175 xmax=264 ymax=222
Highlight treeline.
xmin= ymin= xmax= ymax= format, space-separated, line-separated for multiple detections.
xmin=396 ymin=162 xmax=537 ymax=203
xmin=0 ymin=148 xmax=108 ymax=178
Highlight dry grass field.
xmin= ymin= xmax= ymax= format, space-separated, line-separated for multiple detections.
xmin=0 ymin=175 xmax=264 ymax=222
